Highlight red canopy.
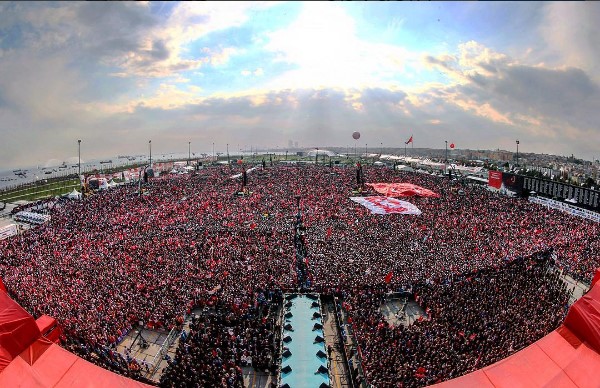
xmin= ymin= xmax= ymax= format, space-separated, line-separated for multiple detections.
xmin=0 ymin=290 xmax=41 ymax=372
xmin=366 ymin=182 xmax=440 ymax=198
xmin=0 ymin=338 xmax=151 ymax=387
xmin=0 ymin=290 xmax=151 ymax=386
xmin=36 ymin=315 xmax=61 ymax=344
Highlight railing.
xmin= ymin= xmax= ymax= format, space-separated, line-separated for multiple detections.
xmin=148 ymin=326 xmax=180 ymax=377
xmin=332 ymin=296 xmax=368 ymax=388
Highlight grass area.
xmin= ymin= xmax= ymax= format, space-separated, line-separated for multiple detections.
xmin=0 ymin=179 xmax=80 ymax=203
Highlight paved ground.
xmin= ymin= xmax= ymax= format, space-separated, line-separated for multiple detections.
xmin=115 ymin=326 xmax=173 ymax=382
xmin=380 ymin=297 xmax=426 ymax=327
xmin=242 ymin=367 xmax=274 ymax=388
xmin=557 ymin=270 xmax=590 ymax=305
xmin=321 ymin=298 xmax=352 ymax=388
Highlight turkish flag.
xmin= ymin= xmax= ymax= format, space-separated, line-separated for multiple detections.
xmin=384 ymin=271 xmax=393 ymax=284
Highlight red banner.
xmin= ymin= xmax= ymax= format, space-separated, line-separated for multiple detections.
xmin=367 ymin=183 xmax=440 ymax=198
xmin=488 ymin=171 xmax=503 ymax=189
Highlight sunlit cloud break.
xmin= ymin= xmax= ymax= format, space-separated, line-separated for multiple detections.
xmin=0 ymin=1 xmax=599 ymax=168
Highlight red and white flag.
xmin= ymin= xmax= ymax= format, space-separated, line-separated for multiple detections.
xmin=350 ymin=196 xmax=422 ymax=215
xmin=405 ymin=135 xmax=413 ymax=145
xmin=384 ymin=271 xmax=393 ymax=284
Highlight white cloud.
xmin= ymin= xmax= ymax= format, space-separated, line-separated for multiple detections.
xmin=540 ymin=2 xmax=600 ymax=80
xmin=264 ymin=2 xmax=417 ymax=89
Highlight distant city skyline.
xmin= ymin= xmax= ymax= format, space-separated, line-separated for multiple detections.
xmin=1 ymin=2 xmax=599 ymax=169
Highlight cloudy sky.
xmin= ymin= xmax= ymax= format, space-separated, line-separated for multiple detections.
xmin=1 ymin=1 xmax=599 ymax=168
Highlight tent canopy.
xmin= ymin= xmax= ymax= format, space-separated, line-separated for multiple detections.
xmin=0 ymin=290 xmax=151 ymax=386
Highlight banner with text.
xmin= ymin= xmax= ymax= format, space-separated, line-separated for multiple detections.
xmin=350 ymin=196 xmax=422 ymax=215
xmin=0 ymin=224 xmax=18 ymax=240
xmin=488 ymin=171 xmax=503 ymax=189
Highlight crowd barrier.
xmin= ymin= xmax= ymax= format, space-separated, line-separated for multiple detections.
xmin=529 ymin=196 xmax=600 ymax=223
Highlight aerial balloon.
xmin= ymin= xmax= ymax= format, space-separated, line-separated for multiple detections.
xmin=352 ymin=131 xmax=361 ymax=140
xmin=450 ymin=143 xmax=455 ymax=149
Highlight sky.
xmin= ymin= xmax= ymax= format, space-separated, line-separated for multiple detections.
xmin=1 ymin=1 xmax=599 ymax=168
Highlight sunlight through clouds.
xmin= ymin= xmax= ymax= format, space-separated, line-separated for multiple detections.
xmin=1 ymin=2 xmax=600 ymax=167
xmin=264 ymin=2 xmax=416 ymax=89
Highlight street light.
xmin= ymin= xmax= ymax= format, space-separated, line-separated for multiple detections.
xmin=516 ymin=140 xmax=520 ymax=168
xmin=78 ymin=139 xmax=81 ymax=179
xmin=227 ymin=143 xmax=230 ymax=166
xmin=149 ymin=140 xmax=152 ymax=166
xmin=188 ymin=141 xmax=191 ymax=165
xmin=212 ymin=142 xmax=215 ymax=162
xmin=445 ymin=140 xmax=448 ymax=179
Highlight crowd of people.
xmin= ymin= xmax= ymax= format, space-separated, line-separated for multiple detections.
xmin=159 ymin=289 xmax=282 ymax=387
xmin=343 ymin=254 xmax=570 ymax=387
xmin=0 ymin=162 xmax=598 ymax=386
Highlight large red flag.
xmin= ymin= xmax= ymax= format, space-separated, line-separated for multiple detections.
xmin=384 ymin=271 xmax=393 ymax=284
xmin=405 ymin=135 xmax=413 ymax=145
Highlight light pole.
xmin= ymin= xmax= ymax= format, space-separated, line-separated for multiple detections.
xmin=316 ymin=147 xmax=319 ymax=164
xmin=212 ymin=142 xmax=215 ymax=162
xmin=78 ymin=139 xmax=82 ymax=191
xmin=380 ymin=142 xmax=383 ymax=155
xmin=149 ymin=140 xmax=152 ymax=166
xmin=516 ymin=140 xmax=520 ymax=168
xmin=227 ymin=143 xmax=230 ymax=166
xmin=78 ymin=139 xmax=81 ymax=178
xmin=365 ymin=144 xmax=368 ymax=158
xmin=445 ymin=140 xmax=448 ymax=178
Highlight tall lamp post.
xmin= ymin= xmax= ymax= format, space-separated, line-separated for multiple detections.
xmin=445 ymin=140 xmax=448 ymax=178
xmin=212 ymin=142 xmax=215 ymax=162
xmin=188 ymin=141 xmax=191 ymax=165
xmin=516 ymin=140 xmax=520 ymax=168
xmin=149 ymin=140 xmax=152 ymax=166
xmin=78 ymin=139 xmax=82 ymax=191
xmin=227 ymin=143 xmax=230 ymax=166
xmin=78 ymin=139 xmax=81 ymax=178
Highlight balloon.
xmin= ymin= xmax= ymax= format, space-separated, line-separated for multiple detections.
xmin=450 ymin=143 xmax=455 ymax=149
xmin=352 ymin=131 xmax=360 ymax=140
xmin=237 ymin=159 xmax=243 ymax=165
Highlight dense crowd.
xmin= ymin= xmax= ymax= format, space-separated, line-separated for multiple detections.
xmin=343 ymin=255 xmax=570 ymax=387
xmin=159 ymin=290 xmax=282 ymax=387
xmin=0 ymin=163 xmax=598 ymax=386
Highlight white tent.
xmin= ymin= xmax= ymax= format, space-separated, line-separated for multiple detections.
xmin=67 ymin=189 xmax=82 ymax=200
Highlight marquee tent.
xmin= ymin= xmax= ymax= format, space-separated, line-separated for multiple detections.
xmin=0 ymin=290 xmax=151 ymax=387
